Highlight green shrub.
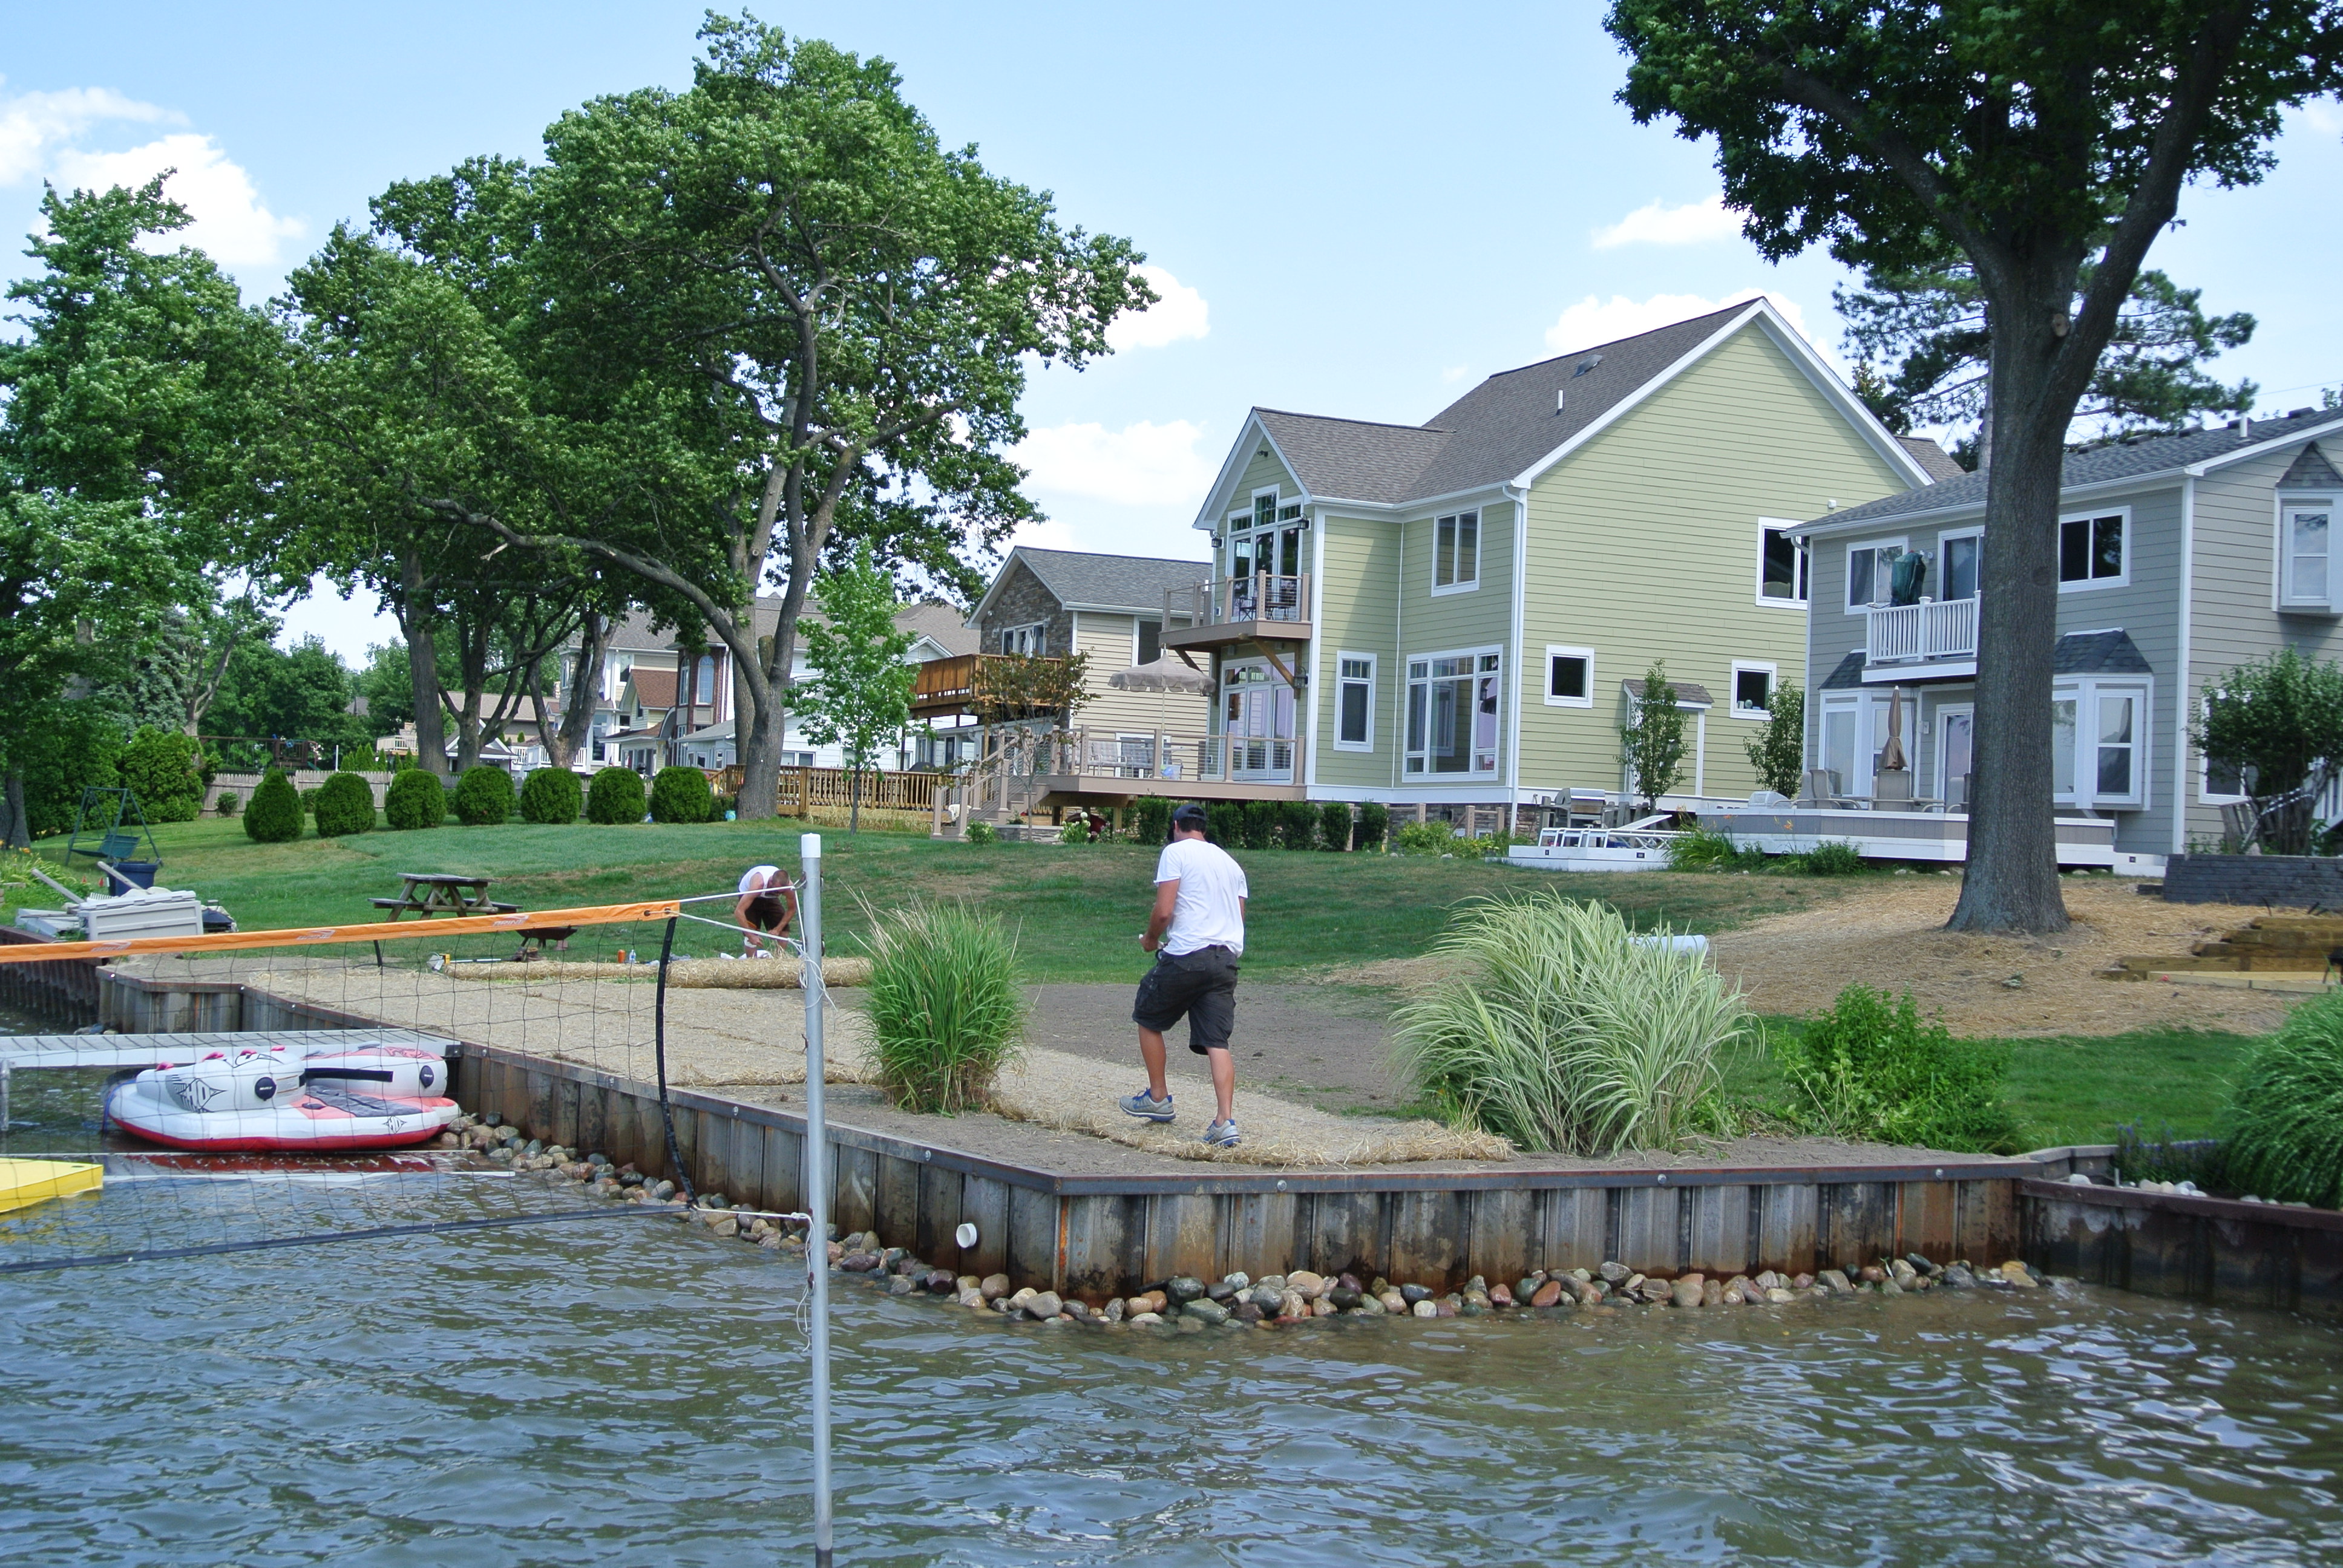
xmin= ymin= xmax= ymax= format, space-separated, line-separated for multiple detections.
xmin=298 ymin=785 xmax=323 ymax=818
xmin=1318 ymin=800 xmax=1354 ymax=851
xmin=519 ymin=766 xmax=583 ymax=826
xmin=1237 ymin=800 xmax=1278 ymax=851
xmin=2218 ymin=991 xmax=2343 ymax=1206
xmin=1775 ymin=985 xmax=2019 ymax=1153
xmin=1796 ymin=840 xmax=1867 ymax=876
xmin=964 ymin=819 xmax=998 ymax=844
xmin=312 ymin=772 xmax=376 ymax=837
xmin=1277 ymin=799 xmax=1320 ymax=850
xmin=214 ymin=789 xmax=241 ymax=817
xmin=650 ymin=766 xmax=714 ymax=825
xmin=588 ymin=766 xmax=647 ymax=825
xmin=115 ymin=727 xmax=205 ymax=822
xmin=241 ymin=769 xmax=304 ymax=843
xmin=1667 ymin=823 xmax=1767 ymax=872
xmin=1356 ymin=800 xmax=1389 ymax=851
xmin=1392 ymin=892 xmax=1747 ymax=1154
xmin=453 ymin=765 xmax=515 ymax=826
xmin=1205 ymin=801 xmax=1244 ymax=844
xmin=384 ymin=767 xmax=448 ymax=830
xmin=2112 ymin=1122 xmax=2224 ymax=1189
xmin=1134 ymin=797 xmax=1174 ymax=844
xmin=859 ymin=901 xmax=1027 ymax=1114
xmin=1394 ymin=819 xmax=1458 ymax=855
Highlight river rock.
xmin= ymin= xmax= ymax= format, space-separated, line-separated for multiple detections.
xmin=1175 ymin=1317 xmax=1204 ymax=1334
xmin=1289 ymin=1271 xmax=1328 ymax=1298
xmin=1940 ymin=1265 xmax=1976 ymax=1290
xmin=1234 ymin=1302 xmax=1263 ymax=1322
xmin=1702 ymin=1279 xmax=1725 ymax=1307
xmin=1356 ymin=1293 xmax=1387 ymax=1316
xmin=1858 ymin=1264 xmax=1887 ymax=1284
xmin=1311 ymin=1299 xmax=1337 ymax=1318
xmin=1753 ymin=1270 xmax=1778 ymax=1291
xmin=957 ymin=1288 xmax=984 ymax=1308
xmin=1400 ymin=1283 xmax=1432 ymax=1305
xmin=1009 ymin=1286 xmax=1037 ymax=1308
xmin=1223 ymin=1272 xmax=1251 ymax=1292
xmin=1256 ymin=1275 xmax=1286 ymax=1293
xmin=1598 ymin=1261 xmax=1630 ymax=1284
xmin=1890 ymin=1259 xmax=1918 ymax=1288
xmin=1167 ymin=1276 xmax=1206 ymax=1305
xmin=1280 ymin=1290 xmax=1308 ymax=1319
xmin=1487 ymin=1283 xmax=1515 ymax=1308
xmin=1530 ymin=1280 xmax=1564 ymax=1308
xmin=1329 ymin=1287 xmax=1362 ymax=1309
xmin=1765 ymin=1287 xmax=1795 ymax=1304
xmin=1792 ymin=1273 xmax=1815 ymax=1290
xmin=1377 ymin=1291 xmax=1407 ymax=1315
xmin=706 ymin=1214 xmax=740 ymax=1238
xmin=1998 ymin=1261 xmax=2041 ymax=1288
xmin=1128 ymin=1311 xmax=1163 ymax=1326
xmin=1100 ymin=1298 xmax=1125 ymax=1322
xmin=1817 ymin=1270 xmax=1852 ymax=1294
xmin=1023 ymin=1291 xmax=1062 ymax=1320
xmin=1129 ymin=1290 xmax=1167 ymax=1316
xmin=1906 ymin=1253 xmax=1940 ymax=1277
xmin=924 ymin=1270 xmax=957 ymax=1294
xmin=1879 ymin=1277 xmax=1905 ymax=1296
xmin=1411 ymin=1300 xmax=1438 ymax=1319
xmin=1184 ymin=1298 xmax=1231 ymax=1327
xmin=979 ymin=1273 xmax=1011 ymax=1301
xmin=839 ymin=1251 xmax=879 ymax=1272
xmin=1064 ymin=1299 xmax=1094 ymax=1322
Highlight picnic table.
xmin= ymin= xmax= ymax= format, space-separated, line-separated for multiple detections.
xmin=372 ymin=873 xmax=518 ymax=919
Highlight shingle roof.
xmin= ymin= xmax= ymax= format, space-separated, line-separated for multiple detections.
xmin=1623 ymin=677 xmax=1715 ymax=707
xmin=1812 ymin=411 xmax=2343 ymax=530
xmin=1251 ymin=305 xmax=1754 ymax=506
xmin=622 ymin=667 xmax=677 ymax=708
xmin=1818 ymin=630 xmax=2149 ymax=690
xmin=2279 ymin=442 xmax=2341 ymax=491
xmin=1898 ymin=436 xmax=1968 ymax=483
xmin=894 ymin=600 xmax=978 ymax=656
xmin=1006 ymin=547 xmax=1211 ymax=612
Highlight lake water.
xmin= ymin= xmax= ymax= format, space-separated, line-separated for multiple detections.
xmin=3 ymin=1008 xmax=2341 ymax=1564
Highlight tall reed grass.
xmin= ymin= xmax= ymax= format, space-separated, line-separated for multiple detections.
xmin=2218 ymin=989 xmax=2343 ymax=1207
xmin=859 ymin=901 xmax=1028 ymax=1114
xmin=1391 ymin=893 xmax=1748 ymax=1154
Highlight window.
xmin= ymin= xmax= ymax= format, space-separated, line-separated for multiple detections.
xmin=1940 ymin=529 xmax=1982 ymax=602
xmin=1758 ymin=523 xmax=1808 ymax=604
xmin=2281 ymin=498 xmax=2335 ymax=610
xmin=1136 ymin=618 xmax=1162 ymax=665
xmin=1820 ymin=701 xmax=1860 ymax=796
xmin=1404 ymin=649 xmax=1501 ymax=775
xmin=2059 ymin=512 xmax=2127 ymax=589
xmin=1001 ymin=622 xmax=1046 ymax=655
xmin=1335 ymin=653 xmax=1375 ymax=750
xmin=1731 ymin=662 xmax=1775 ymax=719
xmin=1544 ymin=645 xmax=1594 ymax=708
xmin=2096 ymin=691 xmax=2138 ymax=800
xmin=1844 ymin=539 xmax=1907 ymax=611
xmin=2051 ymin=678 xmax=2151 ymax=807
xmin=1433 ymin=511 xmax=1480 ymax=592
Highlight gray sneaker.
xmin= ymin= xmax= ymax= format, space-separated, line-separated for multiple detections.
xmin=1119 ymin=1088 xmax=1175 ymax=1122
xmin=1204 ymin=1119 xmax=1240 ymax=1148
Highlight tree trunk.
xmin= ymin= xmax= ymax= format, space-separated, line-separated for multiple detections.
xmin=1948 ymin=316 xmax=2072 ymax=934
xmin=849 ymin=764 xmax=862 ymax=834
xmin=448 ymin=610 xmax=490 ymax=774
xmin=404 ymin=619 xmax=448 ymax=779
xmin=551 ymin=610 xmax=606 ymax=769
xmin=1 ymin=773 xmax=28 ymax=850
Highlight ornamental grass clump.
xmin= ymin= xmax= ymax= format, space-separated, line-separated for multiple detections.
xmin=1775 ymin=985 xmax=2019 ymax=1153
xmin=2218 ymin=990 xmax=2343 ymax=1208
xmin=1392 ymin=892 xmax=1748 ymax=1155
xmin=860 ymin=902 xmax=1027 ymax=1114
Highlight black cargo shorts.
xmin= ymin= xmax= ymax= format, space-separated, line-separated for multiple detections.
xmin=1131 ymin=945 xmax=1240 ymax=1054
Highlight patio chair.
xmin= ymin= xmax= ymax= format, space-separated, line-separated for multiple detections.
xmin=1800 ymin=768 xmax=1858 ymax=808
xmin=1872 ymin=768 xmax=1915 ymax=805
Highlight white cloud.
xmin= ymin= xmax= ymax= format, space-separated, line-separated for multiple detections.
xmin=0 ymin=82 xmax=175 ymax=184
xmin=2302 ymin=100 xmax=2343 ymax=136
xmin=1440 ymin=364 xmax=1471 ymax=384
xmin=1015 ymin=418 xmax=1216 ymax=507
xmin=1590 ymin=194 xmax=1743 ymax=249
xmin=1107 ymin=265 xmax=1210 ymax=351
xmin=1543 ymin=287 xmax=1817 ymax=353
xmin=53 ymin=134 xmax=303 ymax=266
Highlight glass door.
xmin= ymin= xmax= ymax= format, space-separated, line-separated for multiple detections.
xmin=1938 ymin=705 xmax=1974 ymax=809
xmin=1222 ymin=663 xmax=1296 ymax=779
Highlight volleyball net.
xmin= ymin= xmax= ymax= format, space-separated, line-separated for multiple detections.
xmin=0 ymin=893 xmax=827 ymax=1275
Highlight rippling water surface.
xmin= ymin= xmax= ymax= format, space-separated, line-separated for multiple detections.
xmin=1 ymin=1172 xmax=2339 ymax=1568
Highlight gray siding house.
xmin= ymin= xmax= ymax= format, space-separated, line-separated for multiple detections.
xmin=1793 ymin=408 xmax=2343 ymax=863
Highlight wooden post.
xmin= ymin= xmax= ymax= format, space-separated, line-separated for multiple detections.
xmin=797 ymin=765 xmax=812 ymax=818
xmin=930 ymin=784 xmax=945 ymax=839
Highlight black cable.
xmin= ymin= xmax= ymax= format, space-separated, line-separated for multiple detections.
xmin=0 ymin=1202 xmax=680 ymax=1275
xmin=652 ymin=915 xmax=696 ymax=1203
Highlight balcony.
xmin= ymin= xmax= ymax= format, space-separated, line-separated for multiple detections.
xmin=1864 ymin=595 xmax=1979 ymax=681
xmin=1162 ymin=573 xmax=1312 ymax=653
xmin=909 ymin=653 xmax=1067 ymax=717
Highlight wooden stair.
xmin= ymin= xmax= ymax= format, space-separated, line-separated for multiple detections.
xmin=2106 ymin=915 xmax=2343 ymax=979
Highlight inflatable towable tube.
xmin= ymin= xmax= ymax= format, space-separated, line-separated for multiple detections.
xmin=105 ymin=1044 xmax=459 ymax=1153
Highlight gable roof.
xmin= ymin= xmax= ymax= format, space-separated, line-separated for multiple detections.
xmin=621 ymin=667 xmax=677 ymax=709
xmin=2279 ymin=442 xmax=2342 ymax=491
xmin=1206 ymin=299 xmax=1930 ymax=521
xmin=969 ymin=546 xmax=1210 ymax=624
xmin=1899 ymin=436 xmax=1968 ymax=483
xmin=894 ymin=600 xmax=978 ymax=657
xmin=1805 ymin=411 xmax=2343 ymax=534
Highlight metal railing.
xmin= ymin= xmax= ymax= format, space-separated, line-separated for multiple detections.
xmin=1867 ymin=594 xmax=1979 ymax=665
xmin=1164 ymin=572 xmax=1312 ymax=632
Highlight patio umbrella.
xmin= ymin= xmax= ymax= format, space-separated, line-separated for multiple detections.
xmin=1106 ymin=660 xmax=1211 ymax=694
xmin=1880 ymin=687 xmax=1909 ymax=772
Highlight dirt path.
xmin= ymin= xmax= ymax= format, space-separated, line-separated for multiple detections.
xmin=1705 ymin=875 xmax=2293 ymax=1036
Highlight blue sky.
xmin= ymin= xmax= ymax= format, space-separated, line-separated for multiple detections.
xmin=7 ymin=2 xmax=2339 ymax=659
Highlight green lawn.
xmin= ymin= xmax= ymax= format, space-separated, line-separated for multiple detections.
xmin=19 ymin=815 xmax=1864 ymax=982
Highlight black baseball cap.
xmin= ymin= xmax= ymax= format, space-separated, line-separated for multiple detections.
xmin=1171 ymin=803 xmax=1209 ymax=829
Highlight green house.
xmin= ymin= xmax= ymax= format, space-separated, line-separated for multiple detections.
xmin=1165 ymin=299 xmax=1948 ymax=826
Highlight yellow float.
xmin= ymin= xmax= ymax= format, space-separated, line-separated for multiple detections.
xmin=0 ymin=1157 xmax=103 ymax=1215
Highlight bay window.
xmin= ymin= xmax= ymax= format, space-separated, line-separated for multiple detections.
xmin=2050 ymin=678 xmax=2151 ymax=808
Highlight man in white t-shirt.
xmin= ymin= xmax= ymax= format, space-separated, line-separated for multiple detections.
xmin=1120 ymin=803 xmax=1249 ymax=1148
xmin=734 ymin=864 xmax=796 ymax=955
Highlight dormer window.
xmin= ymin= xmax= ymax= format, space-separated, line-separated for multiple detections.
xmin=2281 ymin=498 xmax=2335 ymax=612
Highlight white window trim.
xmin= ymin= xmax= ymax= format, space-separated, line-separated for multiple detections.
xmin=1728 ymin=661 xmax=1778 ymax=720
xmin=2057 ymin=506 xmax=2132 ymax=593
xmin=1543 ymin=644 xmax=1595 ymax=708
xmin=1755 ymin=518 xmax=1809 ymax=608
xmin=1937 ymin=525 xmax=1984 ymax=601
xmin=1843 ymin=537 xmax=1909 ymax=614
xmin=2051 ymin=675 xmax=2154 ymax=809
xmin=2275 ymin=492 xmax=2339 ymax=613
xmin=1430 ymin=510 xmax=1483 ymax=597
xmin=1333 ymin=650 xmax=1377 ymax=751
xmin=1402 ymin=643 xmax=1504 ymax=777
xmin=1133 ymin=616 xmax=1164 ymax=665
xmin=1002 ymin=621 xmax=1047 ymax=655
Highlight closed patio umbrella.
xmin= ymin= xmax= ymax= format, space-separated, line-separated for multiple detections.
xmin=1880 ymin=687 xmax=1909 ymax=773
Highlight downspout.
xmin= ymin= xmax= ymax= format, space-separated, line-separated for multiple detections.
xmin=1393 ymin=515 xmax=1406 ymax=796
xmin=1303 ymin=508 xmax=1326 ymax=797
xmin=2171 ymin=474 xmax=2197 ymax=857
xmin=1505 ymin=485 xmax=1529 ymax=832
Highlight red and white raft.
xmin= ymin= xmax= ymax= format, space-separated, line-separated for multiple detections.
xmin=104 ymin=1044 xmax=459 ymax=1152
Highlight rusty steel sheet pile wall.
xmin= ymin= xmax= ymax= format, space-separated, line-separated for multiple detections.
xmin=2022 ymin=1177 xmax=2343 ymax=1320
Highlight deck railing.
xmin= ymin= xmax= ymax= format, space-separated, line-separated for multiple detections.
xmin=909 ymin=652 xmax=1072 ymax=713
xmin=1163 ymin=572 xmax=1311 ymax=632
xmin=1867 ymin=594 xmax=1979 ymax=666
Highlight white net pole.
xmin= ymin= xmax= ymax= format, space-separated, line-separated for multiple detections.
xmin=799 ymin=832 xmax=834 ymax=1567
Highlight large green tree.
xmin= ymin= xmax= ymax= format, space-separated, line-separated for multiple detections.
xmin=1608 ymin=1 xmax=2343 ymax=933
xmin=798 ymin=547 xmax=916 ymax=832
xmin=1840 ymin=256 xmax=2258 ymax=463
xmin=418 ymin=16 xmax=1150 ymax=818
